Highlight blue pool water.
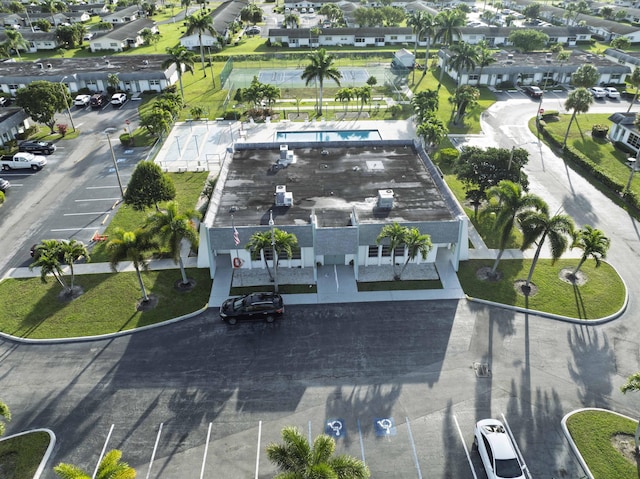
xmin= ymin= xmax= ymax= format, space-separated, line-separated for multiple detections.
xmin=275 ymin=130 xmax=382 ymax=142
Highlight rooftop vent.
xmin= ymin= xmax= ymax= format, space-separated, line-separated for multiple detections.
xmin=506 ymin=53 xmax=513 ymax=64
xmin=105 ymin=59 xmax=110 ymax=65
xmin=46 ymin=63 xmax=52 ymax=69
xmin=275 ymin=185 xmax=293 ymax=207
xmin=36 ymin=62 xmax=43 ymax=69
xmin=143 ymin=59 xmax=149 ymax=65
xmin=377 ymin=189 xmax=394 ymax=209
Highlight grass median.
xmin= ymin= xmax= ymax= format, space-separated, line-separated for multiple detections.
xmin=0 ymin=269 xmax=212 ymax=339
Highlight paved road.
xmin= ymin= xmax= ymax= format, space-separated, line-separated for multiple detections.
xmin=2 ymin=96 xmax=640 ymax=478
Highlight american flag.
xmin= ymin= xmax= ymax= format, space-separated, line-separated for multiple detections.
xmin=233 ymin=227 xmax=240 ymax=246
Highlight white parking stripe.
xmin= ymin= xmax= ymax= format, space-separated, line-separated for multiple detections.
xmin=92 ymin=424 xmax=114 ymax=479
xmin=200 ymin=422 xmax=213 ymax=479
xmin=357 ymin=418 xmax=366 ymax=463
xmin=51 ymin=227 xmax=100 ymax=232
xmin=86 ymin=186 xmax=123 ymax=189
xmin=75 ymin=198 xmax=121 ymax=202
xmin=501 ymin=413 xmax=531 ymax=479
xmin=63 ymin=212 xmax=110 ymax=216
xmin=254 ymin=420 xmax=262 ymax=479
xmin=405 ymin=417 xmax=422 ymax=479
xmin=453 ymin=414 xmax=478 ymax=479
xmin=145 ymin=422 xmax=163 ymax=479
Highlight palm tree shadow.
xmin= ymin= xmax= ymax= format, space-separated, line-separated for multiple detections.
xmin=572 ymin=283 xmax=587 ymax=319
xmin=574 ymin=116 xmax=585 ymax=141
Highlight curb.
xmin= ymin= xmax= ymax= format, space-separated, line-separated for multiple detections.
xmin=560 ymin=408 xmax=640 ymax=479
xmin=0 ymin=428 xmax=56 ymax=479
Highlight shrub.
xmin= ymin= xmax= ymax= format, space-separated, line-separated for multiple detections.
xmin=223 ymin=109 xmax=241 ymax=120
xmin=437 ymin=147 xmax=459 ymax=165
xmin=0 ymin=191 xmax=4 ymax=205
xmin=591 ymin=124 xmax=609 ymax=138
xmin=57 ymin=123 xmax=68 ymax=137
xmin=119 ymin=133 xmax=134 ymax=146
xmin=388 ymin=104 xmax=403 ymax=118
xmin=541 ymin=110 xmax=559 ymax=119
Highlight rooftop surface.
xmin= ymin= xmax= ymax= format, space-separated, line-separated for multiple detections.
xmin=213 ymin=145 xmax=454 ymax=228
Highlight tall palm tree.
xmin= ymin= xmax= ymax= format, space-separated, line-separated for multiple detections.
xmin=283 ymin=13 xmax=300 ymax=28
xmin=417 ymin=115 xmax=448 ymax=147
xmin=185 ymin=13 xmax=217 ymax=78
xmin=483 ymin=180 xmax=546 ymax=276
xmin=5 ymin=29 xmax=28 ymax=59
xmin=29 ymin=239 xmax=69 ymax=293
xmin=267 ymin=426 xmax=370 ymax=479
xmin=162 ymin=45 xmax=196 ymax=101
xmin=107 ymin=228 xmax=158 ymax=302
xmin=273 ymin=228 xmax=298 ymax=267
xmin=518 ymin=206 xmax=575 ymax=291
xmin=144 ymin=201 xmax=200 ymax=285
xmin=407 ymin=10 xmax=428 ymax=83
xmin=562 ymin=87 xmax=593 ymax=147
xmin=40 ymin=0 xmax=60 ymax=25
xmin=475 ymin=41 xmax=495 ymax=86
xmin=400 ymin=227 xmax=432 ymax=279
xmin=434 ymin=9 xmax=464 ymax=84
xmin=556 ymin=50 xmax=571 ymax=84
xmin=54 ymin=449 xmax=136 ymax=479
xmin=627 ymin=67 xmax=640 ymax=113
xmin=301 ymin=48 xmax=342 ymax=116
xmin=571 ymin=64 xmax=599 ymax=88
xmin=0 ymin=400 xmax=10 ymax=437
xmin=420 ymin=13 xmax=437 ymax=76
xmin=245 ymin=231 xmax=275 ymax=281
xmin=60 ymin=239 xmax=90 ymax=290
xmin=448 ymin=41 xmax=478 ymax=85
xmin=376 ymin=222 xmax=407 ymax=280
xmin=570 ymin=225 xmax=610 ymax=276
xmin=411 ymin=89 xmax=439 ymax=123
xmin=335 ymin=87 xmax=354 ymax=111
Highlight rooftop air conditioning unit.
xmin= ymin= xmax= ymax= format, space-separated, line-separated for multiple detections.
xmin=377 ymin=189 xmax=394 ymax=209
xmin=275 ymin=185 xmax=293 ymax=207
xmin=278 ymin=144 xmax=295 ymax=166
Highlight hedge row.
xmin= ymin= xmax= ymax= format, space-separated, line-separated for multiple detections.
xmin=538 ymin=125 xmax=640 ymax=211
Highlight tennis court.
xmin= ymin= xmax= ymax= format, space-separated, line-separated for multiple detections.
xmin=257 ymin=68 xmax=370 ymax=86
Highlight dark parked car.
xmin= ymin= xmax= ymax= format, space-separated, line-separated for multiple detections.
xmin=219 ymin=292 xmax=284 ymax=324
xmin=90 ymin=92 xmax=107 ymax=108
xmin=19 ymin=140 xmax=56 ymax=155
xmin=522 ymin=85 xmax=543 ymax=98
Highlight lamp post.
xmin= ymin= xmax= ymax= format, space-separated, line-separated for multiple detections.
xmin=269 ymin=209 xmax=279 ymax=292
xmin=104 ymin=128 xmax=125 ymax=198
xmin=59 ymin=75 xmax=76 ymax=132
xmin=626 ymin=151 xmax=640 ymax=192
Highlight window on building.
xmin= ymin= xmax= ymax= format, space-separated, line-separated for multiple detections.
xmin=368 ymin=245 xmax=378 ymax=258
xmin=405 ymin=36 xmax=411 ymax=40
xmin=325 ymin=36 xmax=332 ymax=40
xmin=355 ymin=37 xmax=365 ymax=43
xmin=496 ymin=74 xmax=503 ymax=81
xmin=628 ymin=133 xmax=640 ymax=150
xmin=381 ymin=245 xmax=391 ymax=257
xmin=375 ymin=37 xmax=384 ymax=42
xmin=394 ymin=246 xmax=404 ymax=258
xmin=263 ymin=248 xmax=274 ymax=261
xmin=390 ymin=35 xmax=398 ymax=40
xmin=8 ymin=84 xmax=18 ymax=90
xmin=468 ymin=74 xmax=479 ymax=81
xmin=611 ymin=74 xmax=621 ymax=81
xmin=290 ymin=247 xmax=301 ymax=260
xmin=149 ymin=80 xmax=160 ymax=86
xmin=568 ymin=36 xmax=576 ymax=43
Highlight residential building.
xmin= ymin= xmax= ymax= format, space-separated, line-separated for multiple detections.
xmin=88 ymin=18 xmax=157 ymax=52
xmin=0 ymin=108 xmax=30 ymax=148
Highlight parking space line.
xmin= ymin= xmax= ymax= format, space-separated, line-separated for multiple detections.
xmin=357 ymin=418 xmax=366 ymax=463
xmin=51 ymin=227 xmax=101 ymax=232
xmin=254 ymin=420 xmax=262 ymax=479
xmin=453 ymin=414 xmax=478 ymax=479
xmin=92 ymin=424 xmax=114 ymax=479
xmin=63 ymin=212 xmax=110 ymax=216
xmin=200 ymin=422 xmax=212 ymax=479
xmin=308 ymin=420 xmax=312 ymax=444
xmin=404 ymin=417 xmax=422 ymax=479
xmin=145 ymin=422 xmax=163 ymax=479
xmin=501 ymin=413 xmax=531 ymax=479
xmin=75 ymin=198 xmax=121 ymax=202
xmin=86 ymin=186 xmax=124 ymax=190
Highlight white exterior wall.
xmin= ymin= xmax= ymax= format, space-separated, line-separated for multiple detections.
xmin=358 ymin=244 xmax=439 ymax=267
xmin=180 ymin=33 xmax=217 ymax=49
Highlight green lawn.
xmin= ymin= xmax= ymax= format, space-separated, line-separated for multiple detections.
xmin=566 ymin=410 xmax=638 ymax=479
xmin=0 ymin=431 xmax=51 ymax=479
xmin=0 ymin=269 xmax=211 ymax=339
xmin=89 ymin=171 xmax=209 ymax=262
xmin=459 ymin=259 xmax=625 ymax=319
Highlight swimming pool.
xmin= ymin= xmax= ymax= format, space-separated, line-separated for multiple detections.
xmin=275 ymin=130 xmax=382 ymax=142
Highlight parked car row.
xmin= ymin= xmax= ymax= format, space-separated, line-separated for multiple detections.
xmin=590 ymin=86 xmax=620 ymax=99
xmin=74 ymin=92 xmax=128 ymax=109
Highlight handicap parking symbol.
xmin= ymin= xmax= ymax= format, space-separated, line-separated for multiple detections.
xmin=325 ymin=419 xmax=345 ymax=438
xmin=374 ymin=417 xmax=396 ymax=436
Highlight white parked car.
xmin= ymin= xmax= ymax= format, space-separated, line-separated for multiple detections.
xmin=110 ymin=93 xmax=127 ymax=106
xmin=590 ymin=87 xmax=607 ymax=99
xmin=73 ymin=94 xmax=91 ymax=107
xmin=605 ymin=87 xmax=621 ymax=99
xmin=474 ymin=419 xmax=525 ymax=479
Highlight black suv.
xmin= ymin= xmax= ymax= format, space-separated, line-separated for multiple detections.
xmin=219 ymin=292 xmax=284 ymax=324
xmin=19 ymin=140 xmax=56 ymax=155
xmin=90 ymin=92 xmax=108 ymax=109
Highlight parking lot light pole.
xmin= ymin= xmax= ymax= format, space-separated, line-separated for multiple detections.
xmin=59 ymin=76 xmax=76 ymax=132
xmin=269 ymin=209 xmax=278 ymax=293
xmin=104 ymin=129 xmax=125 ymax=198
xmin=626 ymin=151 xmax=640 ymax=192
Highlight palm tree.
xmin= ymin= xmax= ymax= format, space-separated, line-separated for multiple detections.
xmin=562 ymin=88 xmax=593 ymax=147
xmin=267 ymin=426 xmax=370 ymax=479
xmin=301 ymin=48 xmax=342 ymax=116
xmin=518 ymin=206 xmax=575 ymax=292
xmin=29 ymin=239 xmax=69 ymax=293
xmin=54 ymin=449 xmax=136 ymax=479
xmin=335 ymin=88 xmax=354 ymax=111
xmin=420 ymin=13 xmax=437 ymax=76
xmin=59 ymin=239 xmax=90 ymax=290
xmin=475 ymin=41 xmax=495 ymax=86
xmin=144 ymin=201 xmax=200 ymax=286
xmin=273 ymin=228 xmax=298 ymax=267
xmin=162 ymin=45 xmax=196 ymax=101
xmin=5 ymin=29 xmax=28 ymax=59
xmin=451 ymin=84 xmax=480 ymax=125
xmin=180 ymin=0 xmax=192 ymax=16
xmin=417 ymin=115 xmax=448 ymax=147
xmin=407 ymin=10 xmax=428 ymax=83
xmin=571 ymin=64 xmax=599 ymax=88
xmin=434 ymin=9 xmax=464 ymax=84
xmin=621 ymin=372 xmax=640 ymax=453
xmin=107 ymin=73 xmax=120 ymax=91
xmin=40 ymin=0 xmax=60 ymax=25
xmin=411 ymin=89 xmax=439 ymax=123
xmin=627 ymin=67 xmax=640 ymax=112
xmin=448 ymin=41 xmax=479 ymax=85
xmin=245 ymin=231 xmax=274 ymax=281
xmin=283 ymin=13 xmax=300 ymax=28
xmin=107 ymin=228 xmax=158 ymax=302
xmin=185 ymin=13 xmax=217 ymax=78
xmin=376 ymin=222 xmax=407 ymax=280
xmin=400 ymin=228 xmax=432 ymax=279
xmin=555 ymin=50 xmax=571 ymax=84
xmin=0 ymin=400 xmax=10 ymax=436
xmin=483 ymin=180 xmax=546 ymax=276
xmin=570 ymin=225 xmax=610 ymax=276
